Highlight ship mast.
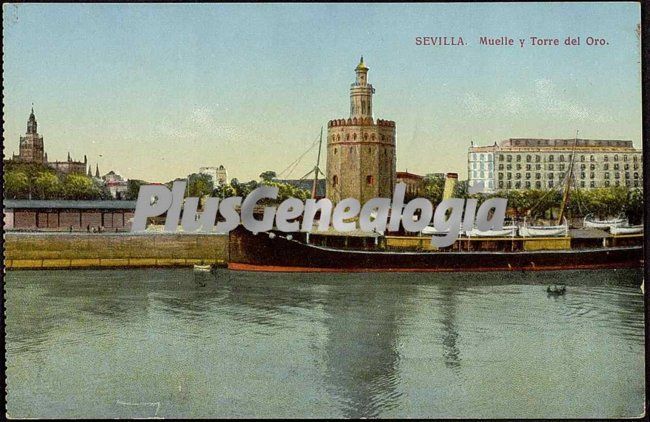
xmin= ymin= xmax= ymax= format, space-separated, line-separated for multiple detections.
xmin=311 ymin=127 xmax=324 ymax=199
xmin=557 ymin=130 xmax=579 ymax=225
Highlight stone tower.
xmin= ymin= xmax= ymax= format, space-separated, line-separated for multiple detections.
xmin=326 ymin=57 xmax=396 ymax=204
xmin=16 ymin=107 xmax=46 ymax=163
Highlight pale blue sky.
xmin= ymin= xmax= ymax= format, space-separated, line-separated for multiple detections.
xmin=3 ymin=3 xmax=642 ymax=182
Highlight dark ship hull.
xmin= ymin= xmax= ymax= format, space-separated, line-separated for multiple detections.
xmin=228 ymin=226 xmax=644 ymax=273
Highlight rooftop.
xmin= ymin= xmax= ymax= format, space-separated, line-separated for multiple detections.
xmin=500 ymin=138 xmax=635 ymax=148
xmin=470 ymin=138 xmax=639 ymax=152
xmin=396 ymin=171 xmax=424 ymax=180
xmin=5 ymin=200 xmax=137 ymax=210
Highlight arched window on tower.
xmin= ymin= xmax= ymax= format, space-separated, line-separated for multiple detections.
xmin=332 ymin=175 xmax=338 ymax=186
xmin=366 ymin=175 xmax=374 ymax=185
xmin=353 ymin=133 xmax=357 ymax=140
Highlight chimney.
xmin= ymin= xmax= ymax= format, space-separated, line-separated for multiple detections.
xmin=442 ymin=173 xmax=458 ymax=200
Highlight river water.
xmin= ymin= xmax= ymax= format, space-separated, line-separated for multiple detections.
xmin=5 ymin=268 xmax=645 ymax=418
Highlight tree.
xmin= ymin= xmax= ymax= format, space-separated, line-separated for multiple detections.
xmin=582 ymin=187 xmax=627 ymax=218
xmin=187 ymin=173 xmax=214 ymax=198
xmin=235 ymin=180 xmax=259 ymax=197
xmin=524 ymin=189 xmax=562 ymax=220
xmin=96 ymin=180 xmax=113 ymax=200
xmin=626 ymin=188 xmax=643 ymax=225
xmin=63 ymin=174 xmax=101 ymax=200
xmin=500 ymin=190 xmax=528 ymax=219
xmin=213 ymin=183 xmax=236 ymax=199
xmin=33 ymin=172 xmax=61 ymax=199
xmin=260 ymin=180 xmax=310 ymax=203
xmin=259 ymin=170 xmax=277 ymax=182
xmin=4 ymin=171 xmax=29 ymax=199
xmin=453 ymin=180 xmax=469 ymax=199
xmin=125 ymin=180 xmax=148 ymax=200
xmin=421 ymin=174 xmax=445 ymax=204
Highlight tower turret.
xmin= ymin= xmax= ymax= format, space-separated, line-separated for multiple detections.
xmin=27 ymin=106 xmax=38 ymax=134
xmin=350 ymin=56 xmax=375 ymax=119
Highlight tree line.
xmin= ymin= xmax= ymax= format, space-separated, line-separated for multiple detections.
xmin=4 ymin=163 xmax=642 ymax=224
xmin=418 ymin=174 xmax=643 ymax=224
xmin=3 ymin=162 xmax=111 ymax=200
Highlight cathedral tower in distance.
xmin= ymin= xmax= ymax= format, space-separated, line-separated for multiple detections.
xmin=14 ymin=107 xmax=46 ymax=164
xmin=326 ymin=57 xmax=396 ymax=204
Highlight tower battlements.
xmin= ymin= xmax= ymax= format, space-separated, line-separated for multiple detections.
xmin=328 ymin=118 xmax=395 ymax=128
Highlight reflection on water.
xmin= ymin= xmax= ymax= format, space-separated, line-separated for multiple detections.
xmin=440 ymin=286 xmax=461 ymax=372
xmin=5 ymin=268 xmax=645 ymax=418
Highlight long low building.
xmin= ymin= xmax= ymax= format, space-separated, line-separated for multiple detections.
xmin=468 ymin=138 xmax=643 ymax=192
xmin=4 ymin=200 xmax=137 ymax=231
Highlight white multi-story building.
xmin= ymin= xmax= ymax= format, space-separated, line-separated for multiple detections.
xmin=469 ymin=138 xmax=642 ymax=192
xmin=199 ymin=165 xmax=228 ymax=186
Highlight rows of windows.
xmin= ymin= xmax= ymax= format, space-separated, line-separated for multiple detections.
xmin=470 ymin=153 xmax=493 ymax=161
xmin=497 ymin=179 xmax=640 ymax=189
xmin=496 ymin=153 xmax=640 ymax=163
xmin=495 ymin=162 xmax=639 ymax=171
xmin=471 ymin=162 xmax=493 ymax=170
xmin=471 ymin=171 xmax=493 ymax=179
xmin=496 ymin=172 xmax=640 ymax=181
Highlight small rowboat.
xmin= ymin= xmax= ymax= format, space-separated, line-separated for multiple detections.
xmin=547 ymin=284 xmax=566 ymax=295
xmin=609 ymin=225 xmax=643 ymax=235
xmin=519 ymin=218 xmax=568 ymax=237
xmin=465 ymin=225 xmax=517 ymax=237
xmin=193 ymin=264 xmax=212 ymax=272
xmin=584 ymin=214 xmax=627 ymax=229
xmin=421 ymin=225 xmax=449 ymax=235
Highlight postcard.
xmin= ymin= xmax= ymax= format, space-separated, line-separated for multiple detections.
xmin=3 ymin=2 xmax=645 ymax=418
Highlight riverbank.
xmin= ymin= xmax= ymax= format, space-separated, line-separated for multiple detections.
xmin=4 ymin=232 xmax=228 ymax=270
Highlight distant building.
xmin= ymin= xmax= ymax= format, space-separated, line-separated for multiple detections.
xmin=102 ymin=171 xmax=129 ymax=199
xmin=11 ymin=108 xmax=89 ymax=175
xmin=468 ymin=138 xmax=643 ymax=192
xmin=326 ymin=57 xmax=396 ymax=204
xmin=13 ymin=107 xmax=45 ymax=163
xmin=199 ymin=165 xmax=228 ymax=186
xmin=4 ymin=200 xmax=137 ymax=231
xmin=396 ymin=171 xmax=425 ymax=198
xmin=49 ymin=152 xmax=88 ymax=175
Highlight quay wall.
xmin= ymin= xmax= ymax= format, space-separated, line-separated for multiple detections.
xmin=4 ymin=232 xmax=228 ymax=270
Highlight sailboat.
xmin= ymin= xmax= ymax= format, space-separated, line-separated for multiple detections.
xmin=517 ymin=132 xmax=581 ymax=238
